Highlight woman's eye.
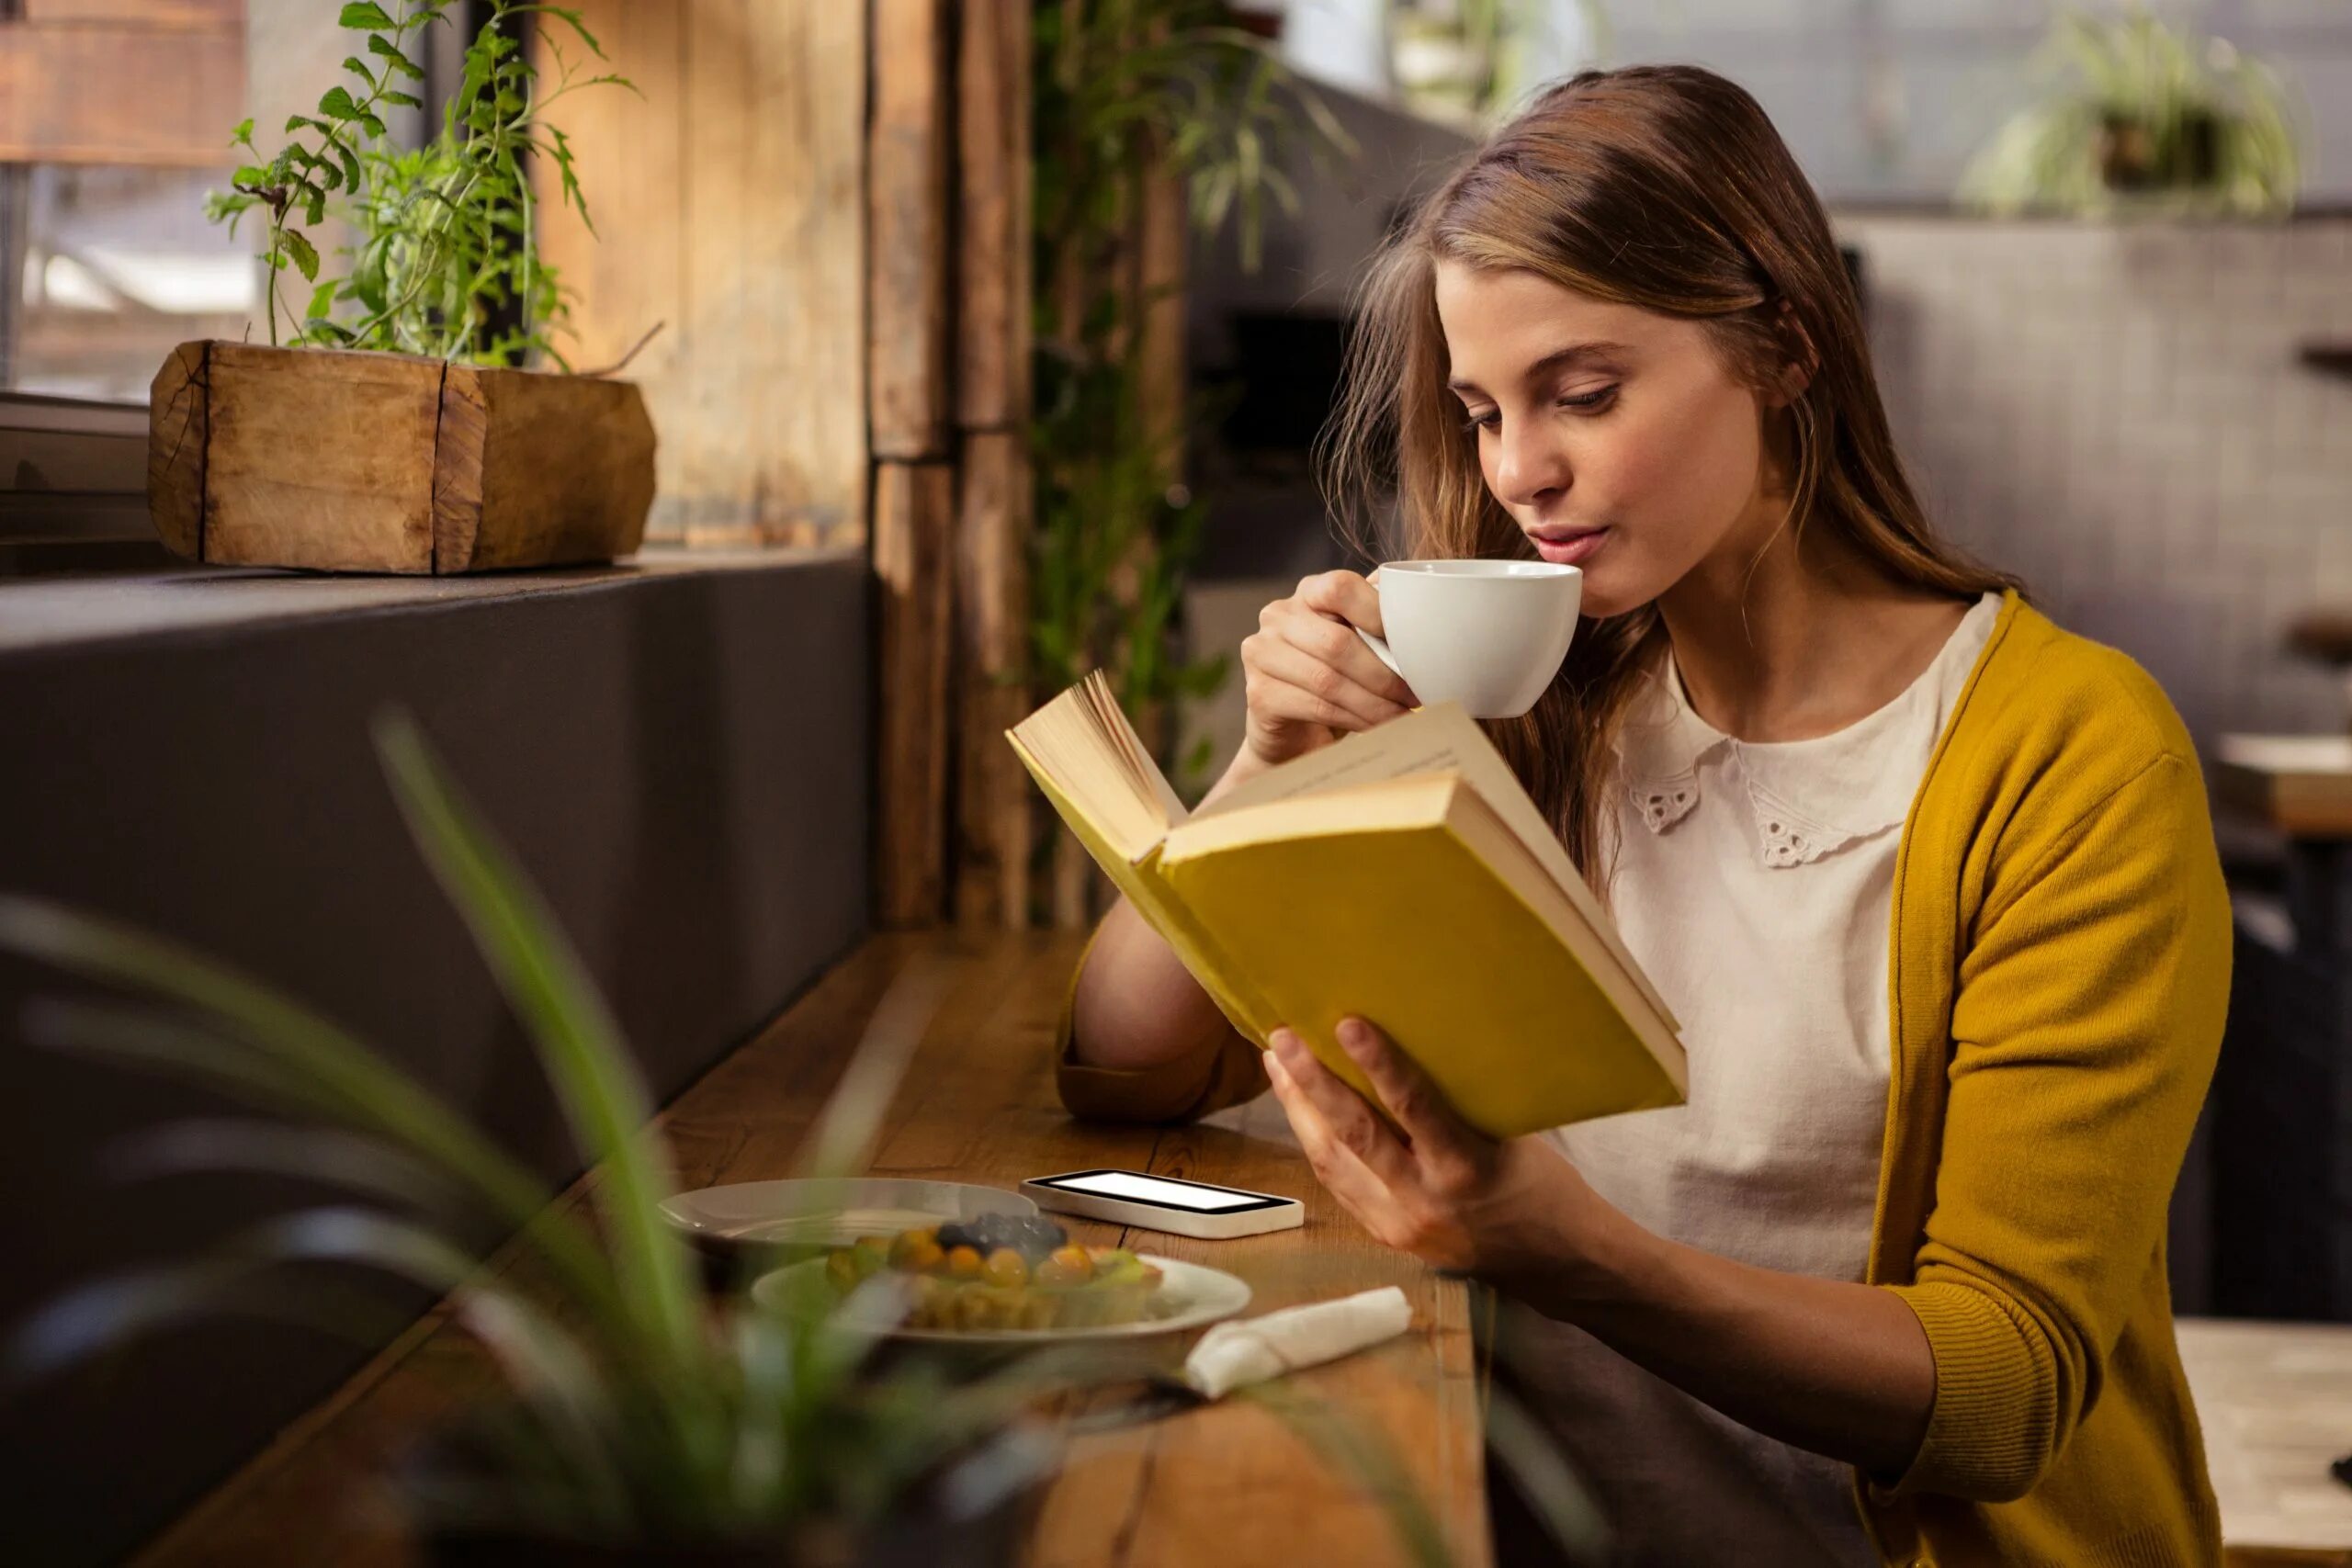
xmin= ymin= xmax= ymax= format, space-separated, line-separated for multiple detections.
xmin=1459 ymin=409 xmax=1499 ymax=434
xmin=1556 ymin=385 xmax=1618 ymax=412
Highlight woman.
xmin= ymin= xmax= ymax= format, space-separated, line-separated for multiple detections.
xmin=1058 ymin=65 xmax=2227 ymax=1568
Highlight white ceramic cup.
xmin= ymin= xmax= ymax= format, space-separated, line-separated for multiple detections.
xmin=1355 ymin=560 xmax=1583 ymax=719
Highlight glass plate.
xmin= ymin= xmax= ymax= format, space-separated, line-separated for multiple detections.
xmin=661 ymin=1178 xmax=1037 ymax=1258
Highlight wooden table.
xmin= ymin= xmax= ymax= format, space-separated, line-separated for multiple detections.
xmin=2217 ymin=736 xmax=2352 ymax=839
xmin=135 ymin=931 xmax=1490 ymax=1568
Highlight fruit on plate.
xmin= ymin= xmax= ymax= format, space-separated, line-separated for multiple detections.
xmin=819 ymin=1215 xmax=1166 ymax=1331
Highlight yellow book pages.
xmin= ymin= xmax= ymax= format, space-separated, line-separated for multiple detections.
xmin=1159 ymin=778 xmax=1686 ymax=1140
xmin=1003 ymin=730 xmax=1277 ymax=1046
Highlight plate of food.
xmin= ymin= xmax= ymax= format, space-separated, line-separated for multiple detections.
xmin=750 ymin=1212 xmax=1252 ymax=1343
xmin=661 ymin=1178 xmax=1039 ymax=1269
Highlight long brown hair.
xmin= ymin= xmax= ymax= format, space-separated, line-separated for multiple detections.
xmin=1318 ymin=65 xmax=2013 ymax=889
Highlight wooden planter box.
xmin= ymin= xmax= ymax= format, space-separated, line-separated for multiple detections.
xmin=148 ymin=341 xmax=656 ymax=574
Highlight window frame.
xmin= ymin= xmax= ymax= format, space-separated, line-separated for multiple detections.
xmin=1 ymin=390 xmax=153 ymax=547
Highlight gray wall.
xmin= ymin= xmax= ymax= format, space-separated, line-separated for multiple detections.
xmin=1848 ymin=212 xmax=2352 ymax=748
xmin=1279 ymin=0 xmax=2352 ymax=208
xmin=0 ymin=555 xmax=872 ymax=1566
xmin=1598 ymin=0 xmax=2352 ymax=207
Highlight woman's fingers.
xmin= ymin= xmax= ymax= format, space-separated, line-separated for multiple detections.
xmin=1334 ymin=1017 xmax=1483 ymax=1161
xmin=1266 ymin=1054 xmax=1401 ymax=1234
xmin=1270 ymin=1029 xmax=1419 ymax=1190
xmin=1295 ymin=570 xmax=1384 ymax=637
xmin=1269 ymin=588 xmax=1419 ymax=708
xmin=1243 ymin=634 xmax=1412 ymax=730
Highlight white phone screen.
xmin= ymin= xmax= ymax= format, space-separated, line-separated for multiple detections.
xmin=1046 ymin=1170 xmax=1264 ymax=1212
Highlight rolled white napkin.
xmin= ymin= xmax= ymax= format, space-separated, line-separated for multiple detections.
xmin=1182 ymin=1285 xmax=1414 ymax=1399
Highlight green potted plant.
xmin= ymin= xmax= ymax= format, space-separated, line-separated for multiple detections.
xmin=149 ymin=1 xmax=655 ymax=575
xmin=1960 ymin=6 xmax=2301 ymax=218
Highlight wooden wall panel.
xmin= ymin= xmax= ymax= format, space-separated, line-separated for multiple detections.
xmin=954 ymin=431 xmax=1033 ymax=928
xmin=0 ymin=21 xmax=244 ymax=165
xmin=869 ymin=0 xmax=952 ymax=460
xmin=528 ymin=4 xmax=684 ymax=530
xmin=956 ymin=0 xmax=1032 ymax=432
xmin=875 ymin=461 xmax=957 ymax=926
xmin=941 ymin=0 xmax=1038 ymax=928
xmin=535 ymin=3 xmax=866 ymax=547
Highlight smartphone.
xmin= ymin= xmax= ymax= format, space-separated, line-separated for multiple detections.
xmin=1020 ymin=1168 xmax=1306 ymax=1239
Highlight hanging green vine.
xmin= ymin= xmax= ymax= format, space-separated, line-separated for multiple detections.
xmin=1029 ymin=0 xmax=1352 ymax=786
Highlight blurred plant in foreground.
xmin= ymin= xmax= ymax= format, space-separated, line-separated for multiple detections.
xmin=0 ymin=713 xmax=1582 ymax=1562
xmin=0 ymin=716 xmax=1087 ymax=1557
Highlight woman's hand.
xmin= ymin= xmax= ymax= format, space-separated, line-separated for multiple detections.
xmin=1263 ymin=1017 xmax=1616 ymax=1280
xmin=1238 ymin=571 xmax=1420 ymax=771
xmin=1268 ymin=1019 xmax=1938 ymax=1478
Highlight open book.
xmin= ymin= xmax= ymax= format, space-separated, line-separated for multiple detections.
xmin=1007 ymin=672 xmax=1687 ymax=1140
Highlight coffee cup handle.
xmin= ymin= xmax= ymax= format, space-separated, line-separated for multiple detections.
xmin=1355 ymin=626 xmax=1402 ymax=676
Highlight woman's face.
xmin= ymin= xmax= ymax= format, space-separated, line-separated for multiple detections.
xmin=1433 ymin=260 xmax=1778 ymax=618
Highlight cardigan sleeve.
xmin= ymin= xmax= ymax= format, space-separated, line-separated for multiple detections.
xmin=1883 ymin=752 xmax=2230 ymax=1503
xmin=1052 ymin=930 xmax=1269 ymax=1123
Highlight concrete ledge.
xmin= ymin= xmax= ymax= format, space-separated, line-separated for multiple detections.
xmin=0 ymin=547 xmax=873 ymax=1566
xmin=0 ymin=546 xmax=843 ymax=657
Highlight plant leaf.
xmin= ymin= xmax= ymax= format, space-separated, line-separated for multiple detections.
xmin=306 ymin=276 xmax=340 ymax=320
xmin=368 ymin=33 xmax=426 ymax=80
xmin=339 ymin=1 xmax=396 ymax=28
xmin=282 ymin=228 xmax=321 ymax=282
xmin=1238 ymin=1382 xmax=1452 ymax=1568
xmin=104 ymin=1117 xmax=461 ymax=1214
xmin=7 ymin=1259 xmax=413 ymax=1384
xmin=543 ymin=6 xmax=605 ymax=60
xmin=1484 ymin=1379 xmax=1611 ymax=1562
xmin=319 ymin=85 xmax=363 ymax=121
xmin=796 ymin=953 xmax=956 ymax=1180
xmin=0 ymin=905 xmax=621 ymax=1332
xmin=371 ymin=714 xmax=702 ymax=1368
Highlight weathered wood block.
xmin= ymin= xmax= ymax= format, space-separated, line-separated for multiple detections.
xmin=148 ymin=341 xmax=656 ymax=574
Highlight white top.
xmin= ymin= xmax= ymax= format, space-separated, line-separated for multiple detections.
xmin=1533 ymin=592 xmax=2003 ymax=1565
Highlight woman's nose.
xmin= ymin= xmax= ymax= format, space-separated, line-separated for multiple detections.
xmin=1493 ymin=422 xmax=1570 ymax=509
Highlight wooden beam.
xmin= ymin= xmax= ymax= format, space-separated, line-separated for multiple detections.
xmin=954 ymin=430 xmax=1034 ymax=928
xmin=875 ymin=460 xmax=957 ymax=926
xmin=955 ymin=0 xmax=1031 ymax=433
xmin=868 ymin=0 xmax=952 ymax=460
xmin=0 ymin=21 xmax=243 ymax=166
xmin=1135 ymin=155 xmax=1189 ymax=469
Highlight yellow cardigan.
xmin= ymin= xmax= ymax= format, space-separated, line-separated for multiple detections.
xmin=1057 ymin=592 xmax=2231 ymax=1567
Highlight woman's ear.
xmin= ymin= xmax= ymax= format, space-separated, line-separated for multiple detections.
xmin=1768 ymin=300 xmax=1819 ymax=408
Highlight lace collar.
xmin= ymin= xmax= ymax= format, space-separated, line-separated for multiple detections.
xmin=1617 ymin=600 xmax=1999 ymax=868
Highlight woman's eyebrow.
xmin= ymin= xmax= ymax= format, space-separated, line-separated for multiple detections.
xmin=1447 ymin=340 xmax=1633 ymax=395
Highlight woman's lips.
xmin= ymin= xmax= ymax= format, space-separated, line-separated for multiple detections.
xmin=1531 ymin=527 xmax=1609 ymax=566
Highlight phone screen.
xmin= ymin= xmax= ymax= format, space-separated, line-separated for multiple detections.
xmin=1038 ymin=1169 xmax=1281 ymax=1213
